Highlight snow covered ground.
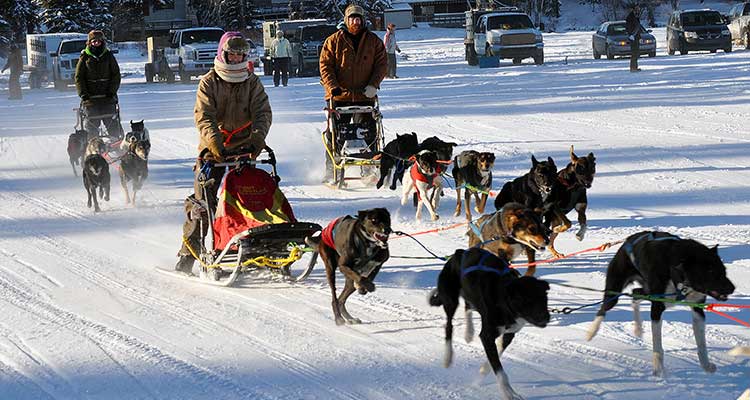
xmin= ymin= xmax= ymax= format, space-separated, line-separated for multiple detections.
xmin=1 ymin=25 xmax=750 ymax=399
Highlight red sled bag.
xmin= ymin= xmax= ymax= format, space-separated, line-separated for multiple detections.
xmin=213 ymin=167 xmax=296 ymax=251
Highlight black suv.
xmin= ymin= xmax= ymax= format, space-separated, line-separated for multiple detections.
xmin=666 ymin=9 xmax=732 ymax=55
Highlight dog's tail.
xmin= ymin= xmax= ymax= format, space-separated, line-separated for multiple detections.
xmin=428 ymin=288 xmax=442 ymax=307
xmin=304 ymin=235 xmax=321 ymax=251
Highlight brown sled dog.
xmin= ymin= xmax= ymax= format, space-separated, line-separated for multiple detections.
xmin=467 ymin=202 xmax=550 ymax=276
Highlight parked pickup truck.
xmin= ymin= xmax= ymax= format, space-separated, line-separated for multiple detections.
xmin=464 ymin=7 xmax=544 ymax=66
xmin=168 ymin=27 xmax=224 ymax=82
xmin=727 ymin=2 xmax=750 ymax=49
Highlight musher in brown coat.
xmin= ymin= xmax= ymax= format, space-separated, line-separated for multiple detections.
xmin=319 ymin=4 xmax=387 ymax=182
xmin=175 ymin=32 xmax=272 ymax=274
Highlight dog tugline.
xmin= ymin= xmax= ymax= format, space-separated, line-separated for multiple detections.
xmin=171 ymin=32 xmax=320 ymax=285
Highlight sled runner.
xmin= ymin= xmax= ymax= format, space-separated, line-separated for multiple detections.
xmin=323 ymin=99 xmax=385 ymax=189
xmin=170 ymin=148 xmax=321 ymax=287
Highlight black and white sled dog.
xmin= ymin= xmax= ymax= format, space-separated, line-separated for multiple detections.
xmin=587 ymin=231 xmax=735 ymax=377
xmin=83 ymin=137 xmax=110 ymax=212
xmin=401 ymin=150 xmax=441 ymax=221
xmin=430 ymin=248 xmax=550 ymax=400
xmin=120 ymin=120 xmax=151 ymax=153
xmin=119 ymin=136 xmax=149 ymax=205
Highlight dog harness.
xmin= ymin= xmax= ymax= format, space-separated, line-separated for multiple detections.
xmin=468 ymin=207 xmax=514 ymax=247
xmin=460 ymin=249 xmax=512 ymax=278
xmin=622 ymin=232 xmax=694 ymax=300
xmin=321 ymin=216 xmax=346 ymax=250
xmin=410 ymin=163 xmax=439 ymax=200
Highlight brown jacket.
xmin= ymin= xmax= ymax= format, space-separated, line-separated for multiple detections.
xmin=194 ymin=70 xmax=272 ymax=160
xmin=319 ymin=29 xmax=387 ymax=102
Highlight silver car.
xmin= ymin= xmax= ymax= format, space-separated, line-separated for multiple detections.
xmin=592 ymin=21 xmax=657 ymax=59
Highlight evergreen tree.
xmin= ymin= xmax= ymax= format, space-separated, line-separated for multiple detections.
xmin=112 ymin=0 xmax=143 ymax=40
xmin=220 ymin=0 xmax=245 ymax=30
xmin=41 ymin=0 xmax=89 ymax=33
xmin=0 ymin=0 xmax=41 ymax=43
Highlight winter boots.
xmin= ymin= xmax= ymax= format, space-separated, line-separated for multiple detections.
xmin=175 ymin=255 xmax=195 ymax=275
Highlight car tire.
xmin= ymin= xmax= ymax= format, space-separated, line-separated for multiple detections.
xmin=593 ymin=45 xmax=601 ymax=59
xmin=724 ymin=45 xmax=732 ymax=53
xmin=297 ymin=55 xmax=305 ymax=77
xmin=466 ymin=44 xmax=478 ymax=66
xmin=710 ymin=48 xmax=717 ymax=53
xmin=512 ymin=57 xmax=522 ymax=65
xmin=606 ymin=45 xmax=614 ymax=59
xmin=745 ymin=31 xmax=750 ymax=50
xmin=533 ymin=50 xmax=544 ymax=65
xmin=145 ymin=64 xmax=154 ymax=83
xmin=648 ymin=51 xmax=656 ymax=57
xmin=178 ymin=59 xmax=190 ymax=83
xmin=679 ymin=40 xmax=688 ymax=55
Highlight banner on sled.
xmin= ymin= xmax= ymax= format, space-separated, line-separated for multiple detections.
xmin=213 ymin=167 xmax=296 ymax=250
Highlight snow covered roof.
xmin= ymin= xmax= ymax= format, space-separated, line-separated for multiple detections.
xmin=387 ymin=3 xmax=414 ymax=11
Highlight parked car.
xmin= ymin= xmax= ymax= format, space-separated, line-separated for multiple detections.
xmin=666 ymin=9 xmax=732 ymax=55
xmin=592 ymin=21 xmax=656 ymax=59
xmin=727 ymin=1 xmax=750 ymax=49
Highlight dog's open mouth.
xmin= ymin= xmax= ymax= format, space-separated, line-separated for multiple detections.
xmin=373 ymin=232 xmax=389 ymax=245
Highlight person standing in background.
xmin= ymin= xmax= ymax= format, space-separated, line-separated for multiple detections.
xmin=384 ymin=23 xmax=401 ymax=79
xmin=270 ymin=30 xmax=291 ymax=87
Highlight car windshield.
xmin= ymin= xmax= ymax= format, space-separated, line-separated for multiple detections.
xmin=681 ymin=12 xmax=723 ymax=26
xmin=486 ymin=15 xmax=533 ymax=30
xmin=299 ymin=25 xmax=337 ymax=42
xmin=182 ymin=29 xmax=224 ymax=44
xmin=607 ymin=24 xmax=628 ymax=35
xmin=60 ymin=40 xmax=86 ymax=54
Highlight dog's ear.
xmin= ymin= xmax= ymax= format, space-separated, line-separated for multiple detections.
xmin=570 ymin=145 xmax=578 ymax=162
xmin=711 ymin=244 xmax=719 ymax=255
xmin=587 ymin=152 xmax=596 ymax=162
xmin=531 ymin=154 xmax=539 ymax=166
xmin=130 ymin=119 xmax=134 ymax=125
xmin=547 ymin=156 xmax=556 ymax=167
xmin=357 ymin=209 xmax=370 ymax=220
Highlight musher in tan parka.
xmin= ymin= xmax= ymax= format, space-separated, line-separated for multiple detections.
xmin=175 ymin=32 xmax=272 ymax=274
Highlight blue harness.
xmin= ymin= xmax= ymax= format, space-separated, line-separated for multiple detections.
xmin=622 ymin=232 xmax=689 ymax=300
xmin=460 ymin=249 xmax=513 ymax=278
xmin=622 ymin=231 xmax=680 ymax=273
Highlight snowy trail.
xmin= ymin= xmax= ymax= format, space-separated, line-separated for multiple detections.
xmin=0 ymin=26 xmax=749 ymax=399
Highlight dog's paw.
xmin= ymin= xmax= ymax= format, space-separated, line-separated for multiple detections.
xmin=431 ymin=214 xmax=440 ymax=221
xmin=360 ymin=278 xmax=375 ymax=293
xmin=701 ymin=362 xmax=717 ymax=374
xmin=479 ymin=361 xmax=491 ymax=376
xmin=345 ymin=317 xmax=362 ymax=325
xmin=576 ymin=225 xmax=587 ymax=241
xmin=335 ymin=316 xmax=346 ymax=326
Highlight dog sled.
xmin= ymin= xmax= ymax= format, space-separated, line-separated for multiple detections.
xmin=323 ymin=99 xmax=385 ymax=189
xmin=74 ymin=103 xmax=125 ymax=160
xmin=165 ymin=148 xmax=321 ymax=287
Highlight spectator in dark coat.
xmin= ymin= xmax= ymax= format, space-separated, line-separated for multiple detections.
xmin=625 ymin=4 xmax=643 ymax=72
xmin=75 ymin=30 xmax=123 ymax=138
xmin=2 ymin=44 xmax=23 ymax=100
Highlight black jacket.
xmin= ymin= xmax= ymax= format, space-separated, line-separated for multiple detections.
xmin=75 ymin=47 xmax=121 ymax=106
